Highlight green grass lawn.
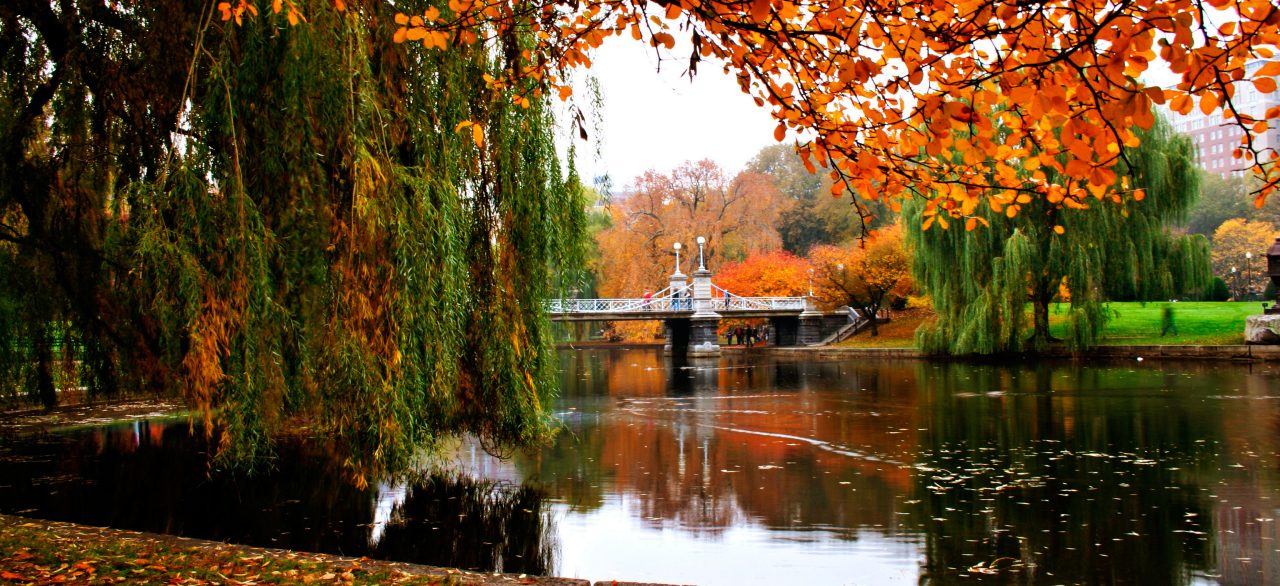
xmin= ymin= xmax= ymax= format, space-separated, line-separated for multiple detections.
xmin=1052 ymin=301 xmax=1264 ymax=346
xmin=837 ymin=302 xmax=1267 ymax=348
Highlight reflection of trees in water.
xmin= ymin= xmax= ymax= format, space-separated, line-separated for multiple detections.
xmin=557 ymin=349 xmax=611 ymax=398
xmin=771 ymin=361 xmax=802 ymax=390
xmin=373 ymin=472 xmax=556 ymax=575
xmin=527 ymin=353 xmax=924 ymax=538
xmin=540 ymin=351 xmax=1280 ymax=581
xmin=909 ymin=362 xmax=1220 ymax=584
xmin=0 ymin=421 xmax=377 ymax=557
xmin=0 ymin=423 xmax=558 ymax=576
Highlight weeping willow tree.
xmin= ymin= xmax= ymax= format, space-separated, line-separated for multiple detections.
xmin=0 ymin=1 xmax=586 ymax=485
xmin=908 ymin=112 xmax=1210 ymax=355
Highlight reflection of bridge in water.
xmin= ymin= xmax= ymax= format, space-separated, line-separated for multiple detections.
xmin=546 ymin=260 xmax=858 ymax=356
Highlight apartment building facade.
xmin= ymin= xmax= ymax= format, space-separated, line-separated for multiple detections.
xmin=1168 ymin=58 xmax=1280 ymax=176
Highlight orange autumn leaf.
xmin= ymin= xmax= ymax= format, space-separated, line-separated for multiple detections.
xmin=1199 ymin=93 xmax=1219 ymax=116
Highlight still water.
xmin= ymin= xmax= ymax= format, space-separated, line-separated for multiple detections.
xmin=3 ymin=349 xmax=1280 ymax=585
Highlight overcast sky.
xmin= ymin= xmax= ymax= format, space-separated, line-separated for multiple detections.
xmin=569 ymin=39 xmax=780 ymax=191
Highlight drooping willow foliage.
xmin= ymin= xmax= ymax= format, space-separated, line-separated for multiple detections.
xmin=0 ymin=1 xmax=587 ymax=485
xmin=908 ymin=113 xmax=1210 ymax=356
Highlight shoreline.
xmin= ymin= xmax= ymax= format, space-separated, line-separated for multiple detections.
xmin=557 ymin=342 xmax=1280 ymax=361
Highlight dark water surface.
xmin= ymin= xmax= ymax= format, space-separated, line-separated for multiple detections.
xmin=3 ymin=349 xmax=1280 ymax=585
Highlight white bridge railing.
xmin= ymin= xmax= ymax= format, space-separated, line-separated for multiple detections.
xmin=545 ymin=284 xmax=691 ymax=313
xmin=545 ymin=297 xmax=680 ymax=313
xmin=711 ymin=285 xmax=806 ymax=311
xmin=545 ymin=284 xmax=808 ymax=314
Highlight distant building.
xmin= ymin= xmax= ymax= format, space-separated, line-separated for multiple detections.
xmin=1167 ymin=58 xmax=1280 ymax=177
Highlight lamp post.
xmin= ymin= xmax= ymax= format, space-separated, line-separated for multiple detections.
xmin=1246 ymin=252 xmax=1253 ymax=300
xmin=696 ymin=236 xmax=706 ymax=271
xmin=1232 ymin=266 xmax=1238 ymax=300
xmin=836 ymin=263 xmax=846 ymax=306
xmin=673 ymin=242 xmax=682 ymax=275
xmin=808 ymin=268 xmax=814 ymax=297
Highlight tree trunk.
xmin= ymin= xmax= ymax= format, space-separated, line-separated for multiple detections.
xmin=1030 ymin=297 xmax=1052 ymax=348
xmin=855 ymin=301 xmax=880 ymax=337
xmin=35 ymin=328 xmax=57 ymax=410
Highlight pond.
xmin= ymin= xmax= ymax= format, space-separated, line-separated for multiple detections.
xmin=3 ymin=349 xmax=1280 ymax=585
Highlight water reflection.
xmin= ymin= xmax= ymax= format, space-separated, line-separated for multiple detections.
xmin=3 ymin=351 xmax=1280 ymax=585
xmin=537 ymin=350 xmax=1280 ymax=584
xmin=534 ymin=351 xmax=923 ymax=543
xmin=0 ymin=423 xmax=556 ymax=575
xmin=370 ymin=474 xmax=555 ymax=574
xmin=908 ymin=363 xmax=1221 ymax=583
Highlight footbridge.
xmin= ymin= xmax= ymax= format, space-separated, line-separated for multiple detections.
xmin=545 ymin=285 xmax=809 ymax=320
xmin=546 ymin=256 xmax=848 ymax=356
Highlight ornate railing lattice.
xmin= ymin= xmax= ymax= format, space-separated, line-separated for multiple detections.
xmin=545 ymin=283 xmax=807 ymax=315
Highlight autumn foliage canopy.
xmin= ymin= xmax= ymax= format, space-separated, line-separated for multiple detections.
xmin=715 ymin=250 xmax=812 ymax=298
xmin=217 ymin=0 xmax=1280 ymax=222
xmin=809 ymin=225 xmax=911 ymax=335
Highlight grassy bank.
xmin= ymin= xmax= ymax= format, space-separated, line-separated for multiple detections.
xmin=835 ymin=301 xmax=1266 ymax=348
xmin=834 ymin=308 xmax=929 ymax=348
xmin=1060 ymin=301 xmax=1260 ymax=346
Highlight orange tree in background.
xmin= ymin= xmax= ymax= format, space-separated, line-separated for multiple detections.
xmin=595 ymin=160 xmax=784 ymax=285
xmin=374 ymin=0 xmax=1280 ymax=223
xmin=808 ymin=225 xmax=912 ymax=337
xmin=714 ymin=250 xmax=811 ymax=297
xmin=712 ymin=249 xmax=809 ymax=338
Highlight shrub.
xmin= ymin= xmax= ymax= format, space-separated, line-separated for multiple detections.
xmin=1206 ymin=277 xmax=1231 ymax=301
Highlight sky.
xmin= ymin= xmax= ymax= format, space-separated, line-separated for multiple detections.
xmin=569 ymin=39 xmax=780 ymax=191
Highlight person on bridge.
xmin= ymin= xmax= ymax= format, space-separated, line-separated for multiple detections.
xmin=643 ymin=291 xmax=652 ymax=309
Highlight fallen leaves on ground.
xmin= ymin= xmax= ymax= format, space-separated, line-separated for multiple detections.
xmin=0 ymin=516 xmax=459 ymax=585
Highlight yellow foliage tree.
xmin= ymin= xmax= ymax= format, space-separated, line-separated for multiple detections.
xmin=808 ymin=225 xmax=912 ymax=336
xmin=1212 ymin=218 xmax=1277 ymax=296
